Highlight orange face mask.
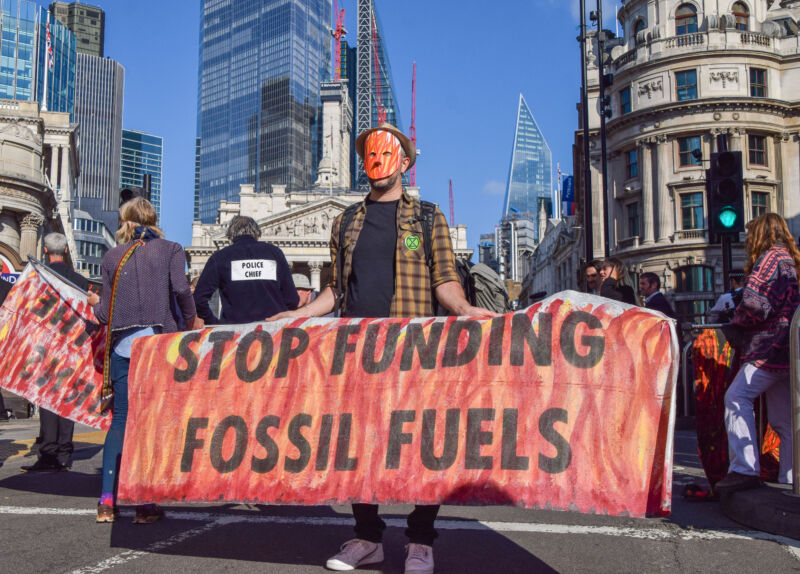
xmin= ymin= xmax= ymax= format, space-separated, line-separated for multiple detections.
xmin=364 ymin=130 xmax=402 ymax=179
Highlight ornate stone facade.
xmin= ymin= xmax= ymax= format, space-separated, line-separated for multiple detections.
xmin=0 ymin=99 xmax=79 ymax=276
xmin=185 ymin=184 xmax=473 ymax=292
xmin=571 ymin=0 xmax=800 ymax=321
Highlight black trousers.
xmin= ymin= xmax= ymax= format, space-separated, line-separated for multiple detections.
xmin=352 ymin=504 xmax=439 ymax=546
xmin=38 ymin=408 xmax=74 ymax=466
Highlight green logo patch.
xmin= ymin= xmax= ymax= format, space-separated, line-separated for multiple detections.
xmin=405 ymin=234 xmax=421 ymax=251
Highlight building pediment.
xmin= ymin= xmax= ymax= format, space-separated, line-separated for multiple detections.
xmin=259 ymin=196 xmax=358 ymax=241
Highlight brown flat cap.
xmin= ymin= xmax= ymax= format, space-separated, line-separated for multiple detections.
xmin=355 ymin=123 xmax=416 ymax=168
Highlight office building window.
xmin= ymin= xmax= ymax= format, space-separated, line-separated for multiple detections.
xmin=681 ymin=192 xmax=704 ymax=230
xmin=627 ymin=202 xmax=640 ymax=238
xmin=675 ymin=4 xmax=698 ymax=35
xmin=626 ymin=149 xmax=638 ymax=178
xmin=676 ymin=70 xmax=698 ymax=101
xmin=679 ymin=136 xmax=702 ymax=167
xmin=752 ymin=191 xmax=769 ymax=218
xmin=620 ymin=87 xmax=631 ymax=114
xmin=733 ymin=2 xmax=749 ymax=31
xmin=750 ymin=68 xmax=766 ymax=97
xmin=674 ymin=265 xmax=714 ymax=323
xmin=749 ymin=134 xmax=767 ymax=166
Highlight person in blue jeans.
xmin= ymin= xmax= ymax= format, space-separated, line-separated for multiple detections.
xmin=88 ymin=197 xmax=202 ymax=523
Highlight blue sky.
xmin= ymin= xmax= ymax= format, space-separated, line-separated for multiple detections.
xmin=60 ymin=0 xmax=622 ymax=252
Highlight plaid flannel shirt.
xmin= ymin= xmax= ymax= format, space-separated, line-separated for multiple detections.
xmin=328 ymin=191 xmax=459 ymax=318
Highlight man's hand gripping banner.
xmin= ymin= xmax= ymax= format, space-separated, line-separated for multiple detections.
xmin=119 ymin=291 xmax=678 ymax=518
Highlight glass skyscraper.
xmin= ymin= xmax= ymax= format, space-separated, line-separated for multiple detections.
xmin=0 ymin=1 xmax=76 ymax=115
xmin=504 ymin=94 xmax=552 ymax=241
xmin=195 ymin=0 xmax=331 ymax=223
xmin=121 ymin=129 xmax=163 ymax=221
xmin=73 ymin=53 xmax=124 ymax=234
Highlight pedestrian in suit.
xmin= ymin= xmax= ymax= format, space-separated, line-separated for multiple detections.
xmin=639 ymin=272 xmax=676 ymax=319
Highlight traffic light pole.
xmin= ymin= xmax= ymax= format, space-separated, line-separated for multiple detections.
xmin=721 ymin=234 xmax=733 ymax=293
xmin=579 ymin=0 xmax=594 ymax=264
xmin=596 ymin=0 xmax=610 ymax=258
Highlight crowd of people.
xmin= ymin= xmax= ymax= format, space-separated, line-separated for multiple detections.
xmin=2 ymin=120 xmax=798 ymax=573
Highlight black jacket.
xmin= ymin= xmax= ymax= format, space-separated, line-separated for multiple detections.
xmin=48 ymin=261 xmax=89 ymax=291
xmin=194 ymin=236 xmax=299 ymax=325
xmin=600 ymin=277 xmax=637 ymax=305
xmin=0 ymin=278 xmax=11 ymax=304
xmin=645 ymin=291 xmax=676 ymax=319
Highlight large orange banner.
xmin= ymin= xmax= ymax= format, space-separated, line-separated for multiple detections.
xmin=0 ymin=262 xmax=109 ymax=430
xmin=118 ymin=292 xmax=678 ymax=517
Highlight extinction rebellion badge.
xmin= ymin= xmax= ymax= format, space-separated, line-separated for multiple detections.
xmin=405 ymin=234 xmax=421 ymax=251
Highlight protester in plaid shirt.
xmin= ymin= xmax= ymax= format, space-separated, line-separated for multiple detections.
xmin=269 ymin=123 xmax=497 ymax=574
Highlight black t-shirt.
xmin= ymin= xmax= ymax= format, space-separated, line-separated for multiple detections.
xmin=344 ymin=198 xmax=398 ymax=318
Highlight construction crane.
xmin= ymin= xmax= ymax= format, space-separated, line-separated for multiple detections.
xmin=371 ymin=15 xmax=387 ymax=124
xmin=449 ymin=179 xmax=455 ymax=227
xmin=409 ymin=62 xmax=417 ymax=186
xmin=331 ymin=0 xmax=346 ymax=80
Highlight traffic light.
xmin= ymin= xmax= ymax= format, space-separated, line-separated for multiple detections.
xmin=707 ymin=151 xmax=744 ymax=236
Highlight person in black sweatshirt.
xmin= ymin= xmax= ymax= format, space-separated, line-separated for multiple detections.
xmin=193 ymin=215 xmax=298 ymax=325
xmin=21 ymin=233 xmax=88 ymax=471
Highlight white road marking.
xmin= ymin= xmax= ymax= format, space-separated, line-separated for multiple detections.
xmin=1 ymin=505 xmax=798 ymax=566
xmin=69 ymin=518 xmax=230 ymax=574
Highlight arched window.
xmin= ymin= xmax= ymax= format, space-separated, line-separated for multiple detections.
xmin=635 ymin=18 xmax=647 ymax=34
xmin=732 ymin=2 xmax=749 ymax=31
xmin=675 ymin=4 xmax=698 ymax=36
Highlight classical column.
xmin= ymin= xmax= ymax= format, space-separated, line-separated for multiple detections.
xmin=49 ymin=145 xmax=59 ymax=190
xmin=60 ymin=145 xmax=71 ymax=199
xmin=639 ymin=139 xmax=655 ymax=244
xmin=308 ymin=260 xmax=323 ymax=292
xmin=590 ymin=151 xmax=604 ymax=259
xmin=19 ymin=214 xmax=44 ymax=261
xmin=729 ymin=128 xmax=743 ymax=152
xmin=655 ymin=136 xmax=673 ymax=243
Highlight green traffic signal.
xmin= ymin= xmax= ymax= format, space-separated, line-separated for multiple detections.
xmin=718 ymin=206 xmax=738 ymax=228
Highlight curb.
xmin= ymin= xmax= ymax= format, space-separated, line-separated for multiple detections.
xmin=720 ymin=484 xmax=800 ymax=541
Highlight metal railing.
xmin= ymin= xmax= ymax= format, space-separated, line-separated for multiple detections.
xmin=790 ymin=305 xmax=800 ymax=496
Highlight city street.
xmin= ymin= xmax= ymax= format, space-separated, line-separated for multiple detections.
xmin=1 ymin=420 xmax=798 ymax=573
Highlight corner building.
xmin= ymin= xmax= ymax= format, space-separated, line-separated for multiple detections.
xmin=576 ymin=0 xmax=800 ymax=321
xmin=195 ymin=0 xmax=331 ymax=223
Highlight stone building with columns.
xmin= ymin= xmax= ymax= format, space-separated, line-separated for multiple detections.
xmin=0 ymin=99 xmax=79 ymax=279
xmin=573 ymin=0 xmax=800 ymax=321
xmin=185 ymin=184 xmax=473 ymax=292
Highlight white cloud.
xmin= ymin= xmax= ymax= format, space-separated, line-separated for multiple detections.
xmin=482 ymin=180 xmax=506 ymax=196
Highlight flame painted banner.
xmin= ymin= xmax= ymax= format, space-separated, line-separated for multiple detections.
xmin=0 ymin=262 xmax=109 ymax=430
xmin=118 ymin=292 xmax=678 ymax=517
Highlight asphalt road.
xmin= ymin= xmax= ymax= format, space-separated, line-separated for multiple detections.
xmin=1 ymin=420 xmax=798 ymax=573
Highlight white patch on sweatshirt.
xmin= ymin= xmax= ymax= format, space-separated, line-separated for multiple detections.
xmin=231 ymin=259 xmax=276 ymax=281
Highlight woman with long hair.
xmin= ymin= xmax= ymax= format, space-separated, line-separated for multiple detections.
xmin=598 ymin=257 xmax=637 ymax=305
xmin=717 ymin=212 xmax=800 ymax=491
xmin=87 ymin=197 xmax=203 ymax=522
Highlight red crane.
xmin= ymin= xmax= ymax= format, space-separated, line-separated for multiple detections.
xmin=371 ymin=15 xmax=387 ymax=124
xmin=331 ymin=0 xmax=346 ymax=80
xmin=449 ymin=179 xmax=455 ymax=227
xmin=409 ymin=62 xmax=417 ymax=186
